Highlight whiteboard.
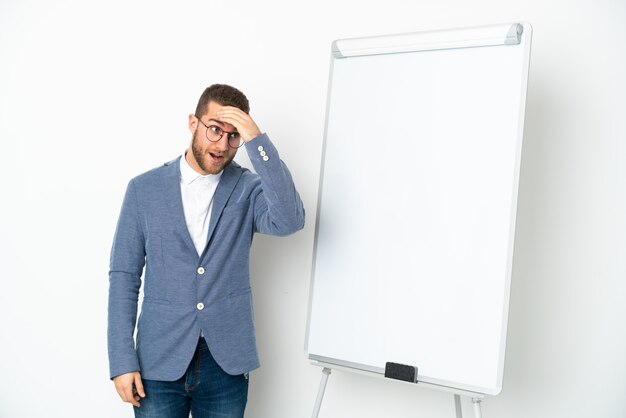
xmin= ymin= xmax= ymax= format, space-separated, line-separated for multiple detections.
xmin=306 ymin=23 xmax=532 ymax=396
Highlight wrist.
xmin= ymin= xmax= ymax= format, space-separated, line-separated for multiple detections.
xmin=242 ymin=130 xmax=262 ymax=143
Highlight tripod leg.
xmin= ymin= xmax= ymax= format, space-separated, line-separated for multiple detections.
xmin=312 ymin=368 xmax=332 ymax=418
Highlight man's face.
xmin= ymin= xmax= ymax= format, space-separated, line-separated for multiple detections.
xmin=189 ymin=101 xmax=239 ymax=175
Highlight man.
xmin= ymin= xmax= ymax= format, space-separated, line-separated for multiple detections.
xmin=108 ymin=84 xmax=305 ymax=417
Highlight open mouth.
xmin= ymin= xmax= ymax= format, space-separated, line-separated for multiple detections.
xmin=209 ymin=152 xmax=224 ymax=163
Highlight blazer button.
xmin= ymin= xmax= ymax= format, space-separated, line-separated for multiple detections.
xmin=263 ymin=156 xmax=269 ymax=162
xmin=197 ymin=303 xmax=205 ymax=310
xmin=197 ymin=267 xmax=205 ymax=274
xmin=260 ymin=151 xmax=267 ymax=157
xmin=257 ymin=145 xmax=264 ymax=152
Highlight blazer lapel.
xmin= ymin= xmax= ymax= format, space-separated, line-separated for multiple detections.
xmin=204 ymin=162 xmax=243 ymax=249
xmin=162 ymin=157 xmax=197 ymax=255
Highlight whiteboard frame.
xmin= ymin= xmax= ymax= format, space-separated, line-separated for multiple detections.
xmin=305 ymin=22 xmax=533 ymax=397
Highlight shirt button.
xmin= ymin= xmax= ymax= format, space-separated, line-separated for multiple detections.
xmin=197 ymin=267 xmax=205 ymax=274
xmin=263 ymin=155 xmax=269 ymax=162
xmin=197 ymin=303 xmax=205 ymax=310
xmin=257 ymin=145 xmax=264 ymax=152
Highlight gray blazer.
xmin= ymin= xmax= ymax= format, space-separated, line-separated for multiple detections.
xmin=107 ymin=134 xmax=305 ymax=380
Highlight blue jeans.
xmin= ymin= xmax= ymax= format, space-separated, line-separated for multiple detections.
xmin=133 ymin=337 xmax=249 ymax=418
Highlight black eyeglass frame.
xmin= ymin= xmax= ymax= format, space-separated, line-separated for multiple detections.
xmin=195 ymin=115 xmax=244 ymax=149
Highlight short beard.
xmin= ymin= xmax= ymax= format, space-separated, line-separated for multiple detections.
xmin=191 ymin=131 xmax=233 ymax=174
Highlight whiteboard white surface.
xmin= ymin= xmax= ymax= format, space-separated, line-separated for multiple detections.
xmin=306 ymin=23 xmax=532 ymax=396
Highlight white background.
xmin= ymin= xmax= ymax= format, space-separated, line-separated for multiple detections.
xmin=0 ymin=0 xmax=624 ymax=417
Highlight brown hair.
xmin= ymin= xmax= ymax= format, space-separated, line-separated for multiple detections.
xmin=195 ymin=84 xmax=250 ymax=117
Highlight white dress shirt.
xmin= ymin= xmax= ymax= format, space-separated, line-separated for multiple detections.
xmin=179 ymin=152 xmax=222 ymax=257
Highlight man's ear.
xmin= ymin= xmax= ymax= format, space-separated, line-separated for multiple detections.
xmin=188 ymin=114 xmax=197 ymax=133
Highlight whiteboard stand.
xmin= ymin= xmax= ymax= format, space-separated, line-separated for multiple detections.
xmin=455 ymin=394 xmax=463 ymax=418
xmin=454 ymin=394 xmax=483 ymax=418
xmin=306 ymin=21 xmax=532 ymax=418
xmin=312 ymin=367 xmax=331 ymax=418
xmin=471 ymin=397 xmax=483 ymax=418
xmin=310 ymin=362 xmax=485 ymax=418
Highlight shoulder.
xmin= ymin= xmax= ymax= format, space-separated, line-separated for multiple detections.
xmin=227 ymin=160 xmax=258 ymax=182
xmin=129 ymin=156 xmax=180 ymax=186
xmin=233 ymin=161 xmax=262 ymax=189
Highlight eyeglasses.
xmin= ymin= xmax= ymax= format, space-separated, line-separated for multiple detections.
xmin=195 ymin=116 xmax=244 ymax=149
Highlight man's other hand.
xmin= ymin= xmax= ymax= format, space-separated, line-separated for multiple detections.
xmin=113 ymin=371 xmax=145 ymax=407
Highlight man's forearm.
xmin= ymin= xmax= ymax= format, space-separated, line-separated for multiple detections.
xmin=246 ymin=134 xmax=305 ymax=235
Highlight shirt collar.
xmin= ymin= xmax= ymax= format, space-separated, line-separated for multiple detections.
xmin=180 ymin=152 xmax=222 ymax=185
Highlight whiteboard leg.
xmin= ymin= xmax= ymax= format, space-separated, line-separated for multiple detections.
xmin=472 ymin=398 xmax=482 ymax=418
xmin=454 ymin=394 xmax=463 ymax=418
xmin=312 ymin=367 xmax=332 ymax=418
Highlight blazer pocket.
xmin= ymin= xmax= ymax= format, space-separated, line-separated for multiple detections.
xmin=142 ymin=296 xmax=171 ymax=306
xmin=229 ymin=286 xmax=252 ymax=297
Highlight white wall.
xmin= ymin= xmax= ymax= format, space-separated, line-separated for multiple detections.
xmin=0 ymin=0 xmax=624 ymax=417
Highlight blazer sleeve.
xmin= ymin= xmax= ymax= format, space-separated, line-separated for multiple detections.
xmin=245 ymin=133 xmax=305 ymax=236
xmin=107 ymin=178 xmax=145 ymax=379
